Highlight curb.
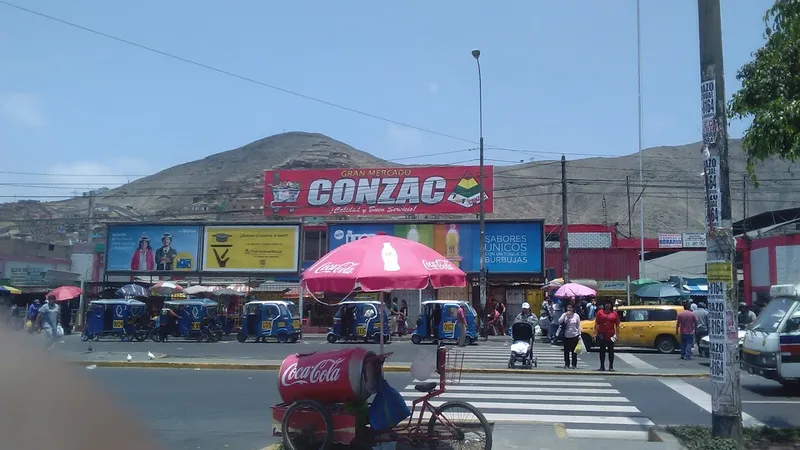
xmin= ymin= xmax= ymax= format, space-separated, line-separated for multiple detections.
xmin=73 ymin=360 xmax=709 ymax=377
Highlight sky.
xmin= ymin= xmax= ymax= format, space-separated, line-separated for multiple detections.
xmin=0 ymin=0 xmax=774 ymax=201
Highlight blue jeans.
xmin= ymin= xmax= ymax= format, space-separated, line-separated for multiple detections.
xmin=680 ymin=333 xmax=694 ymax=359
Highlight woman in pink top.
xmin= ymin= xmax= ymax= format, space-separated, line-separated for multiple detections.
xmin=559 ymin=303 xmax=582 ymax=369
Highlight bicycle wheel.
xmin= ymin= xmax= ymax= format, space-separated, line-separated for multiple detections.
xmin=427 ymin=401 xmax=492 ymax=450
xmin=281 ymin=400 xmax=333 ymax=450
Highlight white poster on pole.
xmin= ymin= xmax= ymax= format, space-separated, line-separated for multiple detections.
xmin=704 ymin=155 xmax=722 ymax=230
xmin=707 ymin=281 xmax=727 ymax=384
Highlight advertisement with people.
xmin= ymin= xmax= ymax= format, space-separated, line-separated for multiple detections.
xmin=106 ymin=225 xmax=202 ymax=272
xmin=202 ymin=225 xmax=300 ymax=273
xmin=263 ymin=166 xmax=494 ymax=216
xmin=327 ymin=220 xmax=544 ymax=274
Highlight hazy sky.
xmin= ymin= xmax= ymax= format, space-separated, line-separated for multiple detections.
xmin=0 ymin=0 xmax=773 ymax=200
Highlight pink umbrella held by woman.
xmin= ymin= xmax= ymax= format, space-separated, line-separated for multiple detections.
xmin=554 ymin=282 xmax=596 ymax=298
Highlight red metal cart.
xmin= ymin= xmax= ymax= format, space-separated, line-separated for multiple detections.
xmin=272 ymin=344 xmax=490 ymax=450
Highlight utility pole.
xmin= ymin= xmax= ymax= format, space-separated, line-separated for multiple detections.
xmin=742 ymin=175 xmax=748 ymax=233
xmin=626 ymin=176 xmax=633 ymax=237
xmin=86 ymin=191 xmax=95 ymax=243
xmin=602 ymin=195 xmax=608 ymax=226
xmin=686 ymin=187 xmax=690 ymax=230
xmin=560 ymin=155 xmax=570 ymax=283
xmin=698 ymin=0 xmax=742 ymax=442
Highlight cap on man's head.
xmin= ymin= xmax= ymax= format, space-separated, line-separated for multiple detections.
xmin=522 ymin=302 xmax=530 ymax=310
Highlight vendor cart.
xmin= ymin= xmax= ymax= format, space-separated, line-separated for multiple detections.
xmin=272 ymin=344 xmax=488 ymax=450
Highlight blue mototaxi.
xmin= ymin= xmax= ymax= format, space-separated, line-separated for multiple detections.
xmin=237 ymin=300 xmax=302 ymax=343
xmin=411 ymin=300 xmax=478 ymax=345
xmin=326 ymin=300 xmax=391 ymax=344
xmin=163 ymin=298 xmax=221 ymax=342
xmin=81 ymin=299 xmax=148 ymax=342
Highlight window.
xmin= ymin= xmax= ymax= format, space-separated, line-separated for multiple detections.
xmin=628 ymin=310 xmax=650 ymax=322
xmin=649 ymin=309 xmax=678 ymax=321
xmin=303 ymin=230 xmax=328 ymax=261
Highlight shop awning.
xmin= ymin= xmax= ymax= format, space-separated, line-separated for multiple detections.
xmin=683 ymin=283 xmax=708 ymax=296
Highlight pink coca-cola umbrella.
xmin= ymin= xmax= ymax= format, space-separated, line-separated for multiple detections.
xmin=302 ymin=234 xmax=467 ymax=293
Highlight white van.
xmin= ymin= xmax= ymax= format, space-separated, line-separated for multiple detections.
xmin=741 ymin=284 xmax=800 ymax=387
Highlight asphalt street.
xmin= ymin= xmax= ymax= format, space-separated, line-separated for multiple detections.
xmin=81 ymin=365 xmax=799 ymax=449
xmin=58 ymin=333 xmax=648 ymax=371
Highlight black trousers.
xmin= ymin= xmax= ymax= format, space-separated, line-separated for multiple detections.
xmin=599 ymin=338 xmax=615 ymax=369
xmin=563 ymin=336 xmax=579 ymax=367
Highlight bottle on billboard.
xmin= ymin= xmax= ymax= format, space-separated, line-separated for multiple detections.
xmin=445 ymin=224 xmax=460 ymax=261
xmin=406 ymin=225 xmax=420 ymax=243
xmin=382 ymin=242 xmax=401 ymax=272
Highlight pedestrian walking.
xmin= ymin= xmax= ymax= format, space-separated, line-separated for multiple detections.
xmin=594 ymin=302 xmax=620 ymax=372
xmin=558 ymin=303 xmax=581 ymax=369
xmin=456 ymin=304 xmax=467 ymax=347
xmin=36 ymin=296 xmax=60 ymax=350
xmin=677 ymin=302 xmax=698 ymax=360
xmin=694 ymin=302 xmax=709 ymax=343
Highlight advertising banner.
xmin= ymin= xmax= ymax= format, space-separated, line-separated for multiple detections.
xmin=658 ymin=233 xmax=683 ymax=249
xmin=202 ymin=225 xmax=300 ymax=273
xmin=682 ymin=232 xmax=707 ymax=248
xmin=264 ymin=166 xmax=494 ymax=216
xmin=327 ymin=221 xmax=543 ymax=274
xmin=106 ymin=225 xmax=202 ymax=272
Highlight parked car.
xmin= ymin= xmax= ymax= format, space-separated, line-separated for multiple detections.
xmin=698 ymin=329 xmax=746 ymax=358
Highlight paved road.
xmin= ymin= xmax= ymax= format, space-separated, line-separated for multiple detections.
xmin=59 ymin=334 xmax=648 ymax=371
xmin=83 ymin=365 xmax=800 ymax=449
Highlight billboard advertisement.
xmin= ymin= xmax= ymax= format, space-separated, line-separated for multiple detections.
xmin=264 ymin=166 xmax=494 ymax=216
xmin=106 ymin=225 xmax=202 ymax=272
xmin=328 ymin=221 xmax=543 ymax=274
xmin=202 ymin=225 xmax=300 ymax=273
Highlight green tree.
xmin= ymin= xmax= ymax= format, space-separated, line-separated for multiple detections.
xmin=728 ymin=0 xmax=800 ymax=182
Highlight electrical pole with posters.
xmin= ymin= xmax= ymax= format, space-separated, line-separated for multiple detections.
xmin=698 ymin=0 xmax=743 ymax=442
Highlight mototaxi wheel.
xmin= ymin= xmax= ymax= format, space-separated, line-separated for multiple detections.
xmin=326 ymin=333 xmax=338 ymax=344
xmin=277 ymin=332 xmax=289 ymax=343
xmin=426 ymin=400 xmax=492 ymax=450
xmin=371 ymin=332 xmax=382 ymax=344
xmin=281 ymin=400 xmax=333 ymax=450
xmin=411 ymin=334 xmax=422 ymax=345
xmin=236 ymin=331 xmax=247 ymax=343
xmin=289 ymin=334 xmax=299 ymax=343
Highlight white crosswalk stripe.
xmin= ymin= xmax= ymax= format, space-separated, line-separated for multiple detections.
xmin=401 ymin=373 xmax=654 ymax=440
xmin=457 ymin=342 xmax=588 ymax=368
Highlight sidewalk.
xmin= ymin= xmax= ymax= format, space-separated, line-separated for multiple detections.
xmin=261 ymin=424 xmax=687 ymax=449
xmin=65 ymin=351 xmax=708 ymax=377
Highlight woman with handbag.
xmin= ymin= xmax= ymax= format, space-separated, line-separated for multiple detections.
xmin=558 ymin=303 xmax=581 ymax=369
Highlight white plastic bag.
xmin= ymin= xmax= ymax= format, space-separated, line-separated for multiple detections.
xmin=576 ymin=335 xmax=590 ymax=355
xmin=410 ymin=349 xmax=436 ymax=381
xmin=56 ymin=325 xmax=64 ymax=337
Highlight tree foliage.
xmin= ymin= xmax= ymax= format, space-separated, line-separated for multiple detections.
xmin=728 ymin=0 xmax=800 ymax=180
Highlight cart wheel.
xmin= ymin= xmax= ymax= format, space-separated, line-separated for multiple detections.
xmin=282 ymin=400 xmax=333 ymax=450
xmin=411 ymin=334 xmax=422 ymax=345
xmin=426 ymin=401 xmax=492 ymax=450
xmin=326 ymin=333 xmax=338 ymax=344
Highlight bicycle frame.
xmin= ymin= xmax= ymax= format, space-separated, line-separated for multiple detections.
xmin=375 ymin=345 xmax=462 ymax=443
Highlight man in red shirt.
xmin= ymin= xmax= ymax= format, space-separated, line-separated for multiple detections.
xmin=676 ymin=302 xmax=698 ymax=360
xmin=594 ymin=302 xmax=620 ymax=371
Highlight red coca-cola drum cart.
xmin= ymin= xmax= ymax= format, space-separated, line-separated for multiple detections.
xmin=271 ymin=345 xmax=491 ymax=450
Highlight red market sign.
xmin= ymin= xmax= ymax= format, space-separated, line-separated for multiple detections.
xmin=264 ymin=166 xmax=494 ymax=216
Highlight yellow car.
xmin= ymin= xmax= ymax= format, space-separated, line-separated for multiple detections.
xmin=580 ymin=305 xmax=684 ymax=354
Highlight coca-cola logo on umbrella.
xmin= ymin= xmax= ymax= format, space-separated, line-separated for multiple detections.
xmin=313 ymin=261 xmax=360 ymax=275
xmin=280 ymin=358 xmax=346 ymax=387
xmin=422 ymin=259 xmax=455 ymax=271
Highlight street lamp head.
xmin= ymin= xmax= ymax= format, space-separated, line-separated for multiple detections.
xmin=472 ymin=49 xmax=481 ymax=59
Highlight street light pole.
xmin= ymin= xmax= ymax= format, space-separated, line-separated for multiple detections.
xmin=636 ymin=0 xmax=646 ymax=277
xmin=472 ymin=49 xmax=487 ymax=313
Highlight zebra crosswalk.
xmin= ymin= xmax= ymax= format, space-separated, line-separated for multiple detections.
xmin=400 ymin=373 xmax=655 ymax=441
xmin=456 ymin=342 xmax=589 ymax=369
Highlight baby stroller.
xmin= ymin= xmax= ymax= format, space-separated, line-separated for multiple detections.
xmin=508 ymin=321 xmax=537 ymax=368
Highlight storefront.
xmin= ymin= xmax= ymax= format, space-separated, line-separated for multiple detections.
xmin=325 ymin=219 xmax=545 ymax=321
xmin=595 ymin=280 xmax=629 ymax=303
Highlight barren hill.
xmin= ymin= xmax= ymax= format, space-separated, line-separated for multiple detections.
xmin=2 ymin=131 xmax=798 ymax=240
